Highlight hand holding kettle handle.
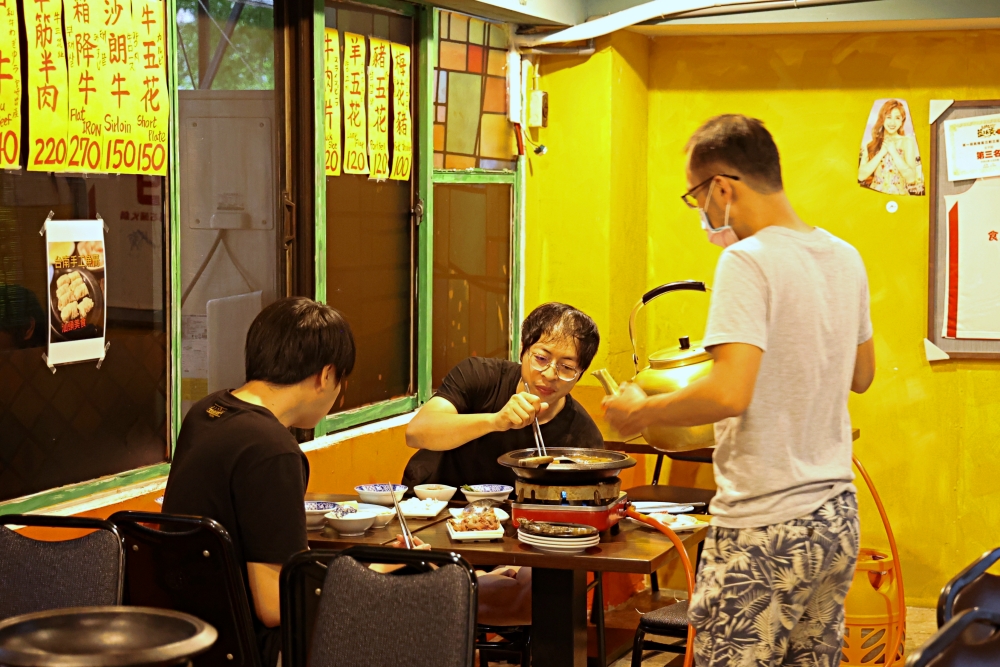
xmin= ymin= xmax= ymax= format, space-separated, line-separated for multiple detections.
xmin=629 ymin=281 xmax=710 ymax=373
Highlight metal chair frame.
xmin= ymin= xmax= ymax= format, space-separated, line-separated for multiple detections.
xmin=906 ymin=608 xmax=1000 ymax=667
xmin=937 ymin=546 xmax=1000 ymax=627
xmin=629 ymin=602 xmax=689 ymax=667
xmin=0 ymin=513 xmax=124 ymax=608
xmin=280 ymin=546 xmax=478 ymax=667
xmin=108 ymin=511 xmax=260 ymax=667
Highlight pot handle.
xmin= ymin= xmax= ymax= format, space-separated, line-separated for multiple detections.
xmin=629 ymin=281 xmax=710 ymax=374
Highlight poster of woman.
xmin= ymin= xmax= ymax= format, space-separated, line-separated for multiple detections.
xmin=858 ymin=98 xmax=926 ymax=196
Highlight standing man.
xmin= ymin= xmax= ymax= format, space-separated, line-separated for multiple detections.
xmin=604 ymin=115 xmax=875 ymax=666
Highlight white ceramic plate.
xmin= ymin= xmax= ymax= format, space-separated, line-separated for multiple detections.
xmin=631 ymin=501 xmax=696 ymax=514
xmin=629 ymin=513 xmax=709 ymax=533
xmin=518 ymin=540 xmax=597 ymax=554
xmin=516 ymin=531 xmax=600 ymax=548
xmin=449 ymin=507 xmax=509 ymax=522
xmin=446 ymin=521 xmax=505 ymax=542
xmin=397 ymin=498 xmax=448 ymax=518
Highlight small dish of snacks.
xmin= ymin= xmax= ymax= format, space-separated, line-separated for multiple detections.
xmin=446 ymin=505 xmax=505 ymax=542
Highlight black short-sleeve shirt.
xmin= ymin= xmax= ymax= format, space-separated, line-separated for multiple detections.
xmin=405 ymin=357 xmax=604 ymax=488
xmin=163 ymin=390 xmax=309 ymax=667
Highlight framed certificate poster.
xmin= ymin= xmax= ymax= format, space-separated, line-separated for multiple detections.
xmin=929 ymin=100 xmax=1000 ymax=359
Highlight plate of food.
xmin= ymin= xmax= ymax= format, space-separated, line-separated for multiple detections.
xmin=633 ymin=513 xmax=709 ymax=532
xmin=49 ymin=267 xmax=103 ymax=341
xmin=447 ymin=507 xmax=505 ymax=542
xmin=449 ymin=507 xmax=509 ymax=522
xmin=396 ymin=497 xmax=448 ymax=519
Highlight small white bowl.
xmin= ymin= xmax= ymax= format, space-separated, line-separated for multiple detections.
xmin=414 ymin=484 xmax=457 ymax=502
xmin=358 ymin=504 xmax=396 ymax=528
xmin=354 ymin=484 xmax=407 ymax=506
xmin=305 ymin=501 xmax=340 ymax=530
xmin=324 ymin=510 xmax=377 ymax=536
xmin=461 ymin=484 xmax=513 ymax=503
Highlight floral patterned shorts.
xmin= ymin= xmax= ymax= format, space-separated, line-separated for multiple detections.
xmin=688 ymin=492 xmax=860 ymax=667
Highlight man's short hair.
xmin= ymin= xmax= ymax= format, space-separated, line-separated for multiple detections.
xmin=245 ymin=297 xmax=356 ymax=386
xmin=520 ymin=303 xmax=600 ymax=371
xmin=686 ymin=115 xmax=783 ymax=193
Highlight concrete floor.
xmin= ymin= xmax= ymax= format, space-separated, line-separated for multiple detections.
xmin=608 ymin=606 xmax=938 ymax=667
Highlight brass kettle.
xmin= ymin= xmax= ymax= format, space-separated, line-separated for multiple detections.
xmin=592 ymin=280 xmax=715 ymax=452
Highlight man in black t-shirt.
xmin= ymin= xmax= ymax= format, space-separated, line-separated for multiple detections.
xmin=405 ymin=302 xmax=604 ymax=489
xmin=163 ymin=298 xmax=355 ymax=667
xmin=403 ymin=303 xmax=603 ymax=626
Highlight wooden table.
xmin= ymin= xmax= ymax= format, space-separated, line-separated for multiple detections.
xmin=307 ymin=493 xmax=707 ymax=667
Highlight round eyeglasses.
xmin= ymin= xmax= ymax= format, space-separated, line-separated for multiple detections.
xmin=529 ymin=353 xmax=582 ymax=382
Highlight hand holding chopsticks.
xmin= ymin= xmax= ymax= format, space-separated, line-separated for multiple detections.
xmin=523 ymin=380 xmax=547 ymax=456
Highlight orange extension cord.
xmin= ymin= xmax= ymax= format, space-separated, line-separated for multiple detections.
xmin=852 ymin=454 xmax=906 ymax=667
xmin=626 ymin=508 xmax=697 ymax=667
xmin=627 ymin=457 xmax=904 ymax=667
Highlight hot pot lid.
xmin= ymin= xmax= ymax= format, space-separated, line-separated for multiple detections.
xmin=648 ymin=336 xmax=712 ymax=370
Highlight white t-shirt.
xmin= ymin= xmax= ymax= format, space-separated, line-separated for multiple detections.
xmin=703 ymin=226 xmax=872 ymax=529
xmin=942 ymin=177 xmax=1000 ymax=339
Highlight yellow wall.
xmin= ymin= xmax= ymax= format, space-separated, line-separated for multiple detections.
xmin=531 ymin=29 xmax=1000 ymax=606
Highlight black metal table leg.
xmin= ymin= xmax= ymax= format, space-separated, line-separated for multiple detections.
xmin=532 ymin=568 xmax=588 ymax=667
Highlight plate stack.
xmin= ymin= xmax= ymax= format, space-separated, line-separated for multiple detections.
xmin=516 ymin=521 xmax=600 ymax=554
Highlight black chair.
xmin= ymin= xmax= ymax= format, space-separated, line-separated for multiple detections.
xmin=630 ymin=601 xmax=689 ymax=666
xmin=906 ymin=608 xmax=1000 ymax=667
xmin=937 ymin=546 xmax=1000 ymax=627
xmin=108 ymin=511 xmax=260 ymax=667
xmin=476 ymin=572 xmax=607 ymax=667
xmin=0 ymin=514 xmax=123 ymax=621
xmin=281 ymin=546 xmax=478 ymax=667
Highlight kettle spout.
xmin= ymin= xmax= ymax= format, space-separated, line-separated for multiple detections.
xmin=591 ymin=369 xmax=620 ymax=396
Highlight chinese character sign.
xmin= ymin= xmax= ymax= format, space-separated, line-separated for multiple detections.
xmin=0 ymin=0 xmax=21 ymax=168
xmin=64 ymin=0 xmax=106 ymax=171
xmin=342 ymin=32 xmax=368 ymax=174
xmin=45 ymin=219 xmax=108 ymax=365
xmin=99 ymin=0 xmax=139 ymax=173
xmin=389 ymin=42 xmax=410 ymax=181
xmin=944 ymin=112 xmax=1000 ymax=182
xmin=323 ymin=28 xmax=341 ymax=176
xmin=25 ymin=0 xmax=70 ymax=172
xmin=367 ymin=37 xmax=389 ymax=180
xmin=129 ymin=0 xmax=167 ymax=175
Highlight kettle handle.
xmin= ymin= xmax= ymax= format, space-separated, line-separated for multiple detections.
xmin=629 ymin=281 xmax=710 ymax=374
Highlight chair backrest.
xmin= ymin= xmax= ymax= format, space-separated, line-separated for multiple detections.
xmin=0 ymin=514 xmax=123 ymax=621
xmin=281 ymin=546 xmax=478 ymax=667
xmin=906 ymin=608 xmax=1000 ymax=667
xmin=937 ymin=547 xmax=1000 ymax=626
xmin=109 ymin=511 xmax=260 ymax=667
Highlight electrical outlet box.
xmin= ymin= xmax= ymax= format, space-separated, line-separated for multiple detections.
xmin=528 ymin=90 xmax=548 ymax=128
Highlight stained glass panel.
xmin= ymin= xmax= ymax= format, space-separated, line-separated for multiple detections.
xmin=434 ymin=11 xmax=516 ymax=171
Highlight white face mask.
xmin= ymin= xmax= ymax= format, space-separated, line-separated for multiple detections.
xmin=699 ymin=182 xmax=739 ymax=249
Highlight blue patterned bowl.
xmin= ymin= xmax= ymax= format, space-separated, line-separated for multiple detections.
xmin=462 ymin=484 xmax=514 ymax=502
xmin=305 ymin=500 xmax=340 ymax=529
xmin=354 ymin=484 xmax=407 ymax=506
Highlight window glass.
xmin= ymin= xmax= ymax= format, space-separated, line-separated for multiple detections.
xmin=434 ymin=11 xmax=516 ymax=171
xmin=176 ymin=0 xmax=280 ymax=417
xmin=0 ymin=174 xmax=168 ymax=501
xmin=432 ymin=183 xmax=511 ymax=387
xmin=324 ymin=6 xmax=415 ymax=413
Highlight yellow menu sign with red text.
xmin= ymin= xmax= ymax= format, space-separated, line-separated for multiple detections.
xmin=389 ymin=42 xmax=411 ymax=181
xmin=25 ymin=0 xmax=70 ymax=172
xmin=131 ymin=0 xmax=168 ymax=175
xmin=0 ymin=0 xmax=21 ymax=168
xmin=342 ymin=32 xmax=368 ymax=174
xmin=99 ymin=0 xmax=139 ymax=173
xmin=323 ymin=28 xmax=341 ymax=176
xmin=64 ymin=0 xmax=106 ymax=171
xmin=367 ymin=37 xmax=389 ymax=180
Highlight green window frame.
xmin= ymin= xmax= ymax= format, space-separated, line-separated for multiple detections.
xmin=312 ymin=3 xmax=525 ymax=437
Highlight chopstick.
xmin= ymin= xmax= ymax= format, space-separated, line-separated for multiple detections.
xmin=523 ymin=380 xmax=548 ymax=456
xmin=388 ymin=484 xmax=414 ymax=549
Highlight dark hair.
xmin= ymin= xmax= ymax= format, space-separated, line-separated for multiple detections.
xmin=245 ymin=297 xmax=356 ymax=386
xmin=520 ymin=303 xmax=600 ymax=371
xmin=685 ymin=114 xmax=783 ymax=193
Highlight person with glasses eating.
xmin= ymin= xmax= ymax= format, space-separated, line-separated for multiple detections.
xmin=403 ymin=302 xmax=604 ymax=490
